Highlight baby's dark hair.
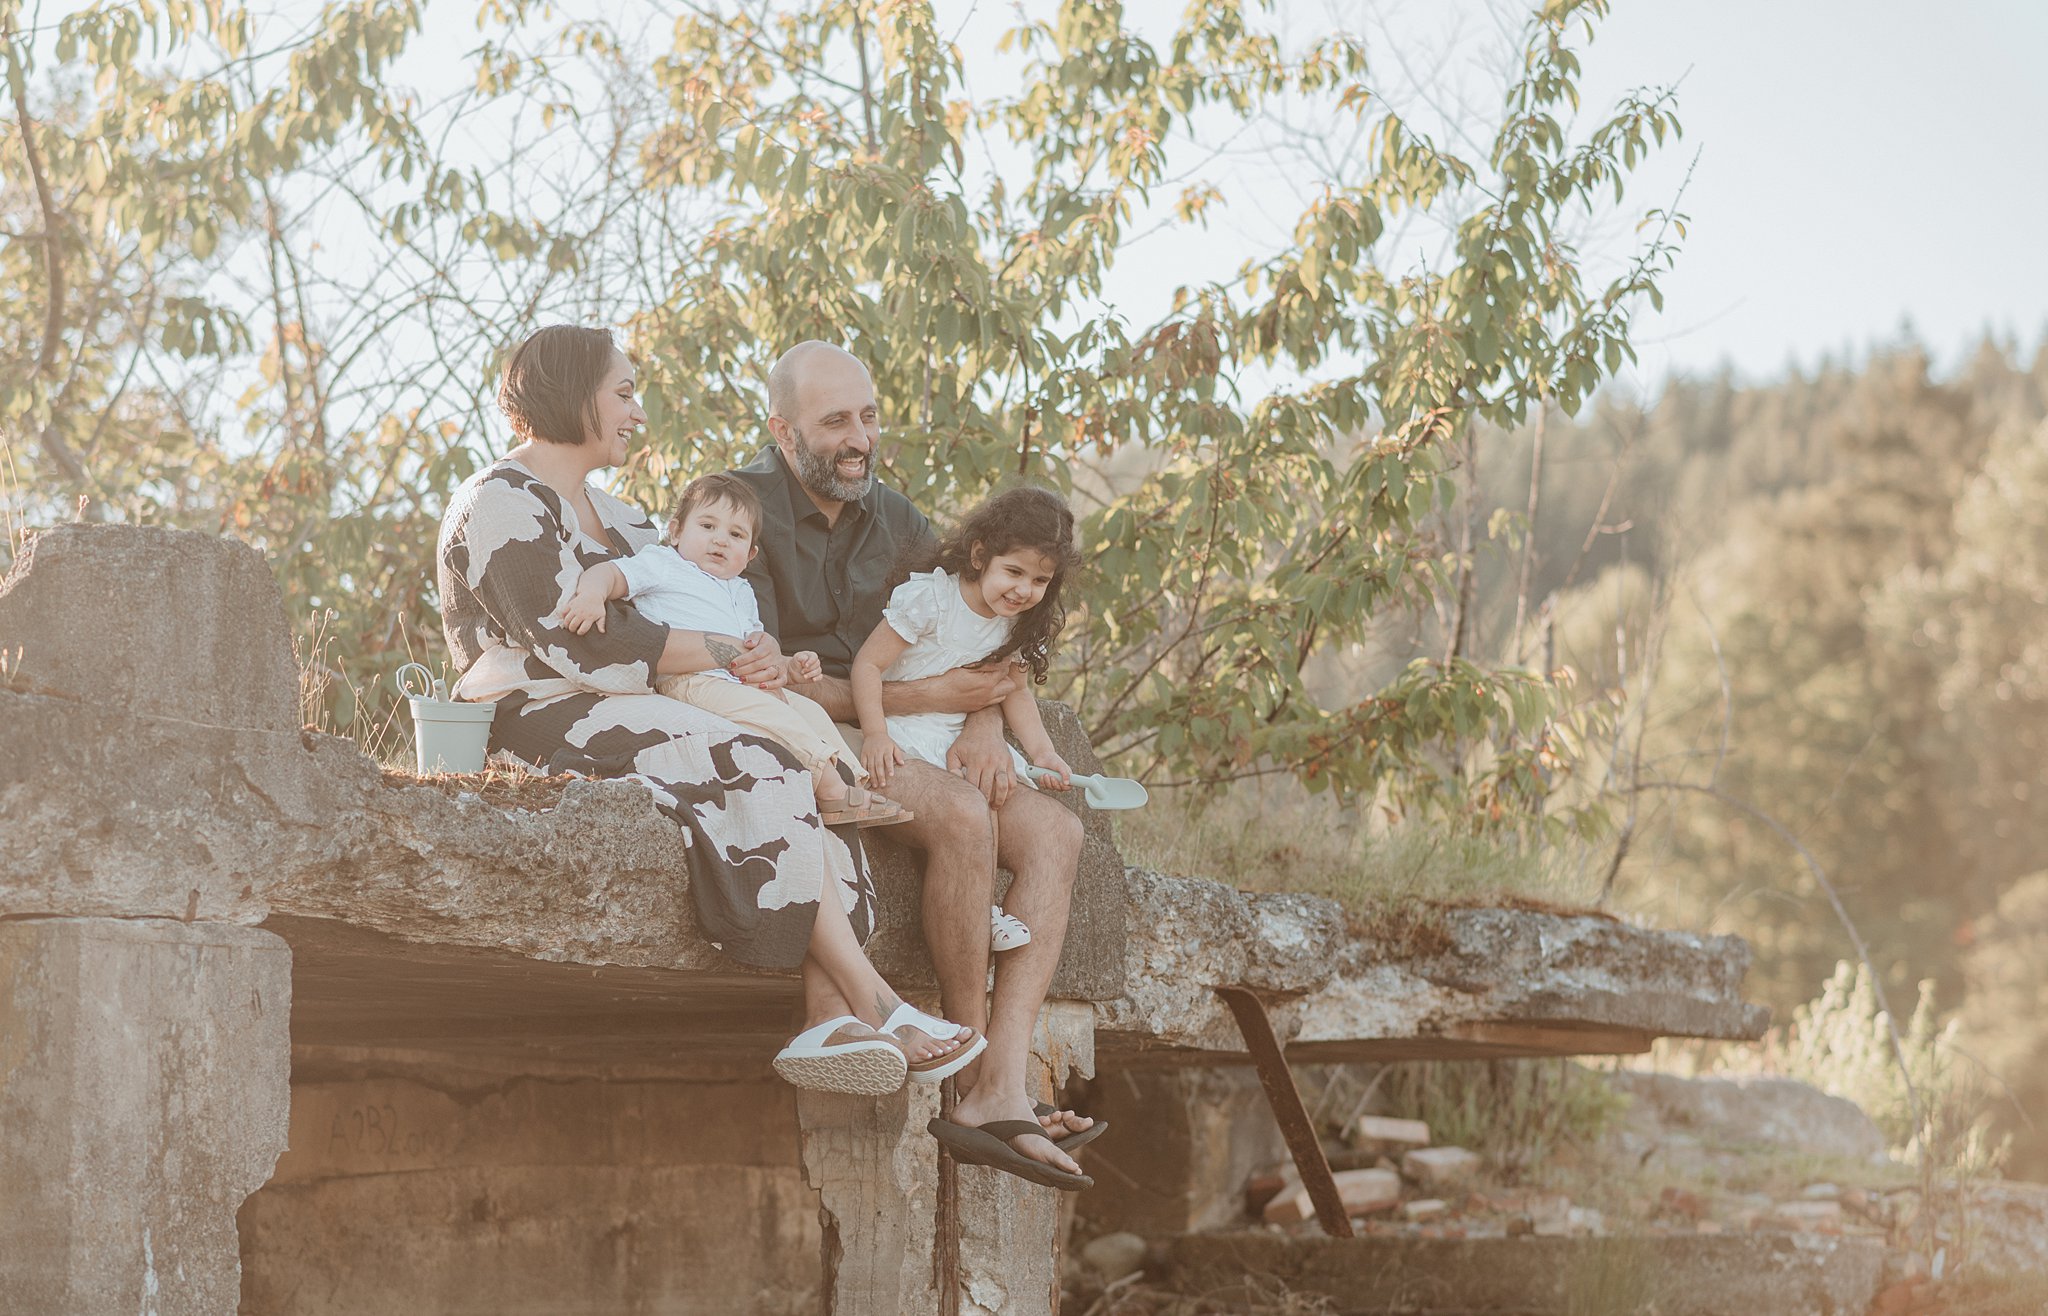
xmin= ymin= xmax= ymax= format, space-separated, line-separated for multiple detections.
xmin=667 ymin=472 xmax=763 ymax=544
xmin=897 ymin=485 xmax=1080 ymax=684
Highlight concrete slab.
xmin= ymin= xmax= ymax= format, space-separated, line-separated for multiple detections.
xmin=1098 ymin=870 xmax=1771 ymax=1063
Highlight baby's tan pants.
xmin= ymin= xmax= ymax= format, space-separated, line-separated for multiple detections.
xmin=656 ymin=673 xmax=864 ymax=786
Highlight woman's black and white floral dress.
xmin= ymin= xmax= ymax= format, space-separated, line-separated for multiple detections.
xmin=437 ymin=457 xmax=874 ymax=968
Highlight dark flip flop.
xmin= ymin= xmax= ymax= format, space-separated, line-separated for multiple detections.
xmin=1034 ymin=1101 xmax=1109 ymax=1152
xmin=927 ymin=1118 xmax=1093 ymax=1192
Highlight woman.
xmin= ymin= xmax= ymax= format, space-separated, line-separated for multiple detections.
xmin=437 ymin=324 xmax=974 ymax=1091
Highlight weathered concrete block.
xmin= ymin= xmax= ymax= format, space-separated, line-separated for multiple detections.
xmin=800 ymin=1083 xmax=944 ymax=1316
xmin=270 ymin=775 xmax=708 ymax=970
xmin=1402 ymin=1145 xmax=1484 ymax=1192
xmin=1351 ymin=1115 xmax=1432 ymax=1153
xmin=0 ymin=917 xmax=291 ymax=1316
xmin=0 ymin=691 xmax=372 ymax=921
xmin=241 ymin=1075 xmax=816 ymax=1315
xmin=0 ymin=523 xmax=300 ymax=732
xmin=956 ymin=1000 xmax=1096 ymax=1316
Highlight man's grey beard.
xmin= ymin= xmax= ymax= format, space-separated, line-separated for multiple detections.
xmin=787 ymin=424 xmax=874 ymax=502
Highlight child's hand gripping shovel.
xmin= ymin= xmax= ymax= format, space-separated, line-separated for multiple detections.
xmin=1024 ymin=767 xmax=1149 ymax=810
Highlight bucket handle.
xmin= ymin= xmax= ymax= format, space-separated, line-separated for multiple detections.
xmin=395 ymin=661 xmax=444 ymax=702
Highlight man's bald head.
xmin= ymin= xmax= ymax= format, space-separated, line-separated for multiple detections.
xmin=767 ymin=340 xmax=867 ymax=422
xmin=766 ymin=340 xmax=881 ymax=510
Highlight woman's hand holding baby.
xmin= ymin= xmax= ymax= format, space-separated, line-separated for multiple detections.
xmin=861 ymin=733 xmax=905 ymax=788
xmin=725 ymin=631 xmax=787 ymax=689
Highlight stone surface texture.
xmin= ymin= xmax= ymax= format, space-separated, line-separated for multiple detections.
xmin=241 ymin=1073 xmax=817 ymax=1315
xmin=1098 ymin=870 xmax=1772 ymax=1057
xmin=1968 ymin=1180 xmax=2048 ymax=1277
xmin=0 ymin=523 xmax=300 ymax=732
xmin=0 ymin=917 xmax=291 ymax=1316
xmin=1167 ymin=1232 xmax=1886 ymax=1315
xmin=1605 ymin=1071 xmax=1890 ymax=1161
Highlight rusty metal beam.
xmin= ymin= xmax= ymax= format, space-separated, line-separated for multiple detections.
xmin=1214 ymin=986 xmax=1354 ymax=1239
xmin=935 ymin=1078 xmax=960 ymax=1316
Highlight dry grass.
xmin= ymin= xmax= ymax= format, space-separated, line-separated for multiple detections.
xmin=1944 ymin=1272 xmax=2048 ymax=1316
xmin=296 ymin=607 xmax=417 ymax=768
xmin=1113 ymin=777 xmax=1605 ymax=918
xmin=379 ymin=764 xmax=579 ymax=810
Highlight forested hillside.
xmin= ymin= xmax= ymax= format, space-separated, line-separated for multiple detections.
xmin=1456 ymin=341 xmax=2048 ymax=1173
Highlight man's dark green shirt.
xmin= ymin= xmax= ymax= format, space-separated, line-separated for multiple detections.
xmin=731 ymin=445 xmax=932 ymax=680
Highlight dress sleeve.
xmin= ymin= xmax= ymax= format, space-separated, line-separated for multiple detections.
xmin=451 ymin=472 xmax=670 ymax=694
xmin=880 ymin=573 xmax=940 ymax=645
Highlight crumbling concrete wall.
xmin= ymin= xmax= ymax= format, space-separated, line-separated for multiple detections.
xmin=240 ymin=1071 xmax=820 ymax=1315
xmin=0 ymin=918 xmax=290 ymax=1315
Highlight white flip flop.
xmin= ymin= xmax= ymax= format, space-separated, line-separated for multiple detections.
xmin=881 ymin=1002 xmax=988 ymax=1085
xmin=772 ymin=1015 xmax=909 ymax=1094
xmin=991 ymin=905 xmax=1033 ymax=952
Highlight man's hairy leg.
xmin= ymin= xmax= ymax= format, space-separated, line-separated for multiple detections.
xmin=868 ymin=759 xmax=996 ymax=1032
xmin=946 ymin=787 xmax=1086 ymax=1172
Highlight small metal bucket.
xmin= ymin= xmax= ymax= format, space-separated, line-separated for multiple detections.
xmin=396 ymin=662 xmax=495 ymax=774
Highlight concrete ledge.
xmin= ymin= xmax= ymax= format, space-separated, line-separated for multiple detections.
xmin=1098 ymin=870 xmax=1772 ymax=1062
xmin=1165 ymin=1232 xmax=1884 ymax=1315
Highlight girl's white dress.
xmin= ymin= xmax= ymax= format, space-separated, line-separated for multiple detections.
xmin=879 ymin=569 xmax=1038 ymax=786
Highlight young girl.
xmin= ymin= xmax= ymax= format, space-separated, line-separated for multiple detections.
xmin=850 ymin=486 xmax=1081 ymax=951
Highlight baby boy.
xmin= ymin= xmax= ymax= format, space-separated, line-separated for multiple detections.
xmin=561 ymin=472 xmax=903 ymax=827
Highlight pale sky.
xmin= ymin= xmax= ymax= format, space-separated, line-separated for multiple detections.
xmin=46 ymin=0 xmax=2041 ymax=396
xmin=372 ymin=0 xmax=2048 ymax=391
xmin=1574 ymin=0 xmax=2048 ymax=383
xmin=1066 ymin=0 xmax=2048 ymax=387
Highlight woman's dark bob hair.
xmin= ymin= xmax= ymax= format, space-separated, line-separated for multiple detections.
xmin=497 ymin=324 xmax=618 ymax=446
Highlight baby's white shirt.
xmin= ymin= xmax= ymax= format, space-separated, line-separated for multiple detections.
xmin=613 ymin=544 xmax=762 ymax=683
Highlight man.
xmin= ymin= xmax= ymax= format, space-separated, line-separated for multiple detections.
xmin=732 ymin=340 xmax=1093 ymax=1183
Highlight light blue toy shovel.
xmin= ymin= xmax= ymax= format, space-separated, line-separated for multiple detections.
xmin=1026 ymin=767 xmax=1149 ymax=810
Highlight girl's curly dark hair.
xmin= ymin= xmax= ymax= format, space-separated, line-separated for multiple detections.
xmin=895 ymin=485 xmax=1080 ymax=684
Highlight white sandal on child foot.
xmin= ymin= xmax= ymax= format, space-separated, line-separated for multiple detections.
xmin=991 ymin=905 xmax=1032 ymax=952
xmin=772 ymin=1016 xmax=909 ymax=1094
xmin=881 ymin=1002 xmax=987 ymax=1085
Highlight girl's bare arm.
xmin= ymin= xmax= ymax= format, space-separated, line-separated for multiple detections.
xmin=1002 ymin=684 xmax=1071 ymax=787
xmin=849 ymin=625 xmax=913 ymax=737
